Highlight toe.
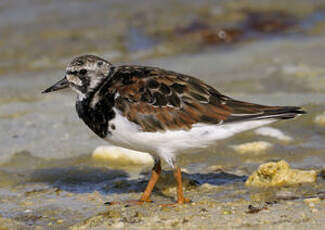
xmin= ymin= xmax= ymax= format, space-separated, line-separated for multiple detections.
xmin=104 ymin=199 xmax=152 ymax=206
xmin=177 ymin=197 xmax=191 ymax=204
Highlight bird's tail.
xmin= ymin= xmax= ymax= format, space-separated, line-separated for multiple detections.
xmin=224 ymin=102 xmax=306 ymax=123
xmin=251 ymin=106 xmax=306 ymax=120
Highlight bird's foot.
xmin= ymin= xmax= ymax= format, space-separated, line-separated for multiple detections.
xmin=104 ymin=199 xmax=153 ymax=206
xmin=159 ymin=197 xmax=191 ymax=207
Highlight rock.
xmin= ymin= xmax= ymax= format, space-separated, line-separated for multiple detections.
xmin=200 ymin=183 xmax=219 ymax=190
xmin=181 ymin=168 xmax=190 ymax=173
xmin=255 ymin=127 xmax=292 ymax=141
xmin=232 ymin=141 xmax=272 ymax=154
xmin=314 ymin=112 xmax=325 ymax=126
xmin=223 ymin=210 xmax=232 ymax=215
xmin=111 ymin=222 xmax=124 ymax=228
xmin=275 ymin=191 xmax=299 ymax=201
xmin=92 ymin=146 xmax=153 ymax=166
xmin=207 ymin=164 xmax=224 ymax=172
xmin=311 ymin=208 xmax=318 ymax=213
xmin=245 ymin=160 xmax=317 ymax=187
xmin=304 ymin=197 xmax=321 ymax=205
xmin=56 ymin=219 xmax=64 ymax=224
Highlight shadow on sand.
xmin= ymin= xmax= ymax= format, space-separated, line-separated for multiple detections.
xmin=27 ymin=166 xmax=247 ymax=195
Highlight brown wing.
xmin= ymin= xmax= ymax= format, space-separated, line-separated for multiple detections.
xmin=109 ymin=65 xmax=303 ymax=132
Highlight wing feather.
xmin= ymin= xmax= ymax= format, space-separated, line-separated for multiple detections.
xmin=108 ymin=65 xmax=304 ymax=132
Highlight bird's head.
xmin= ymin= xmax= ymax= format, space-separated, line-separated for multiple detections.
xmin=42 ymin=55 xmax=113 ymax=99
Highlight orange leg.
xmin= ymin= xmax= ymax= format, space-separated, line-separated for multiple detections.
xmin=105 ymin=159 xmax=161 ymax=205
xmin=105 ymin=161 xmax=191 ymax=206
xmin=139 ymin=159 xmax=161 ymax=202
xmin=174 ymin=167 xmax=191 ymax=204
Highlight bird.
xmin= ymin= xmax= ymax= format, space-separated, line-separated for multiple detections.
xmin=42 ymin=54 xmax=305 ymax=205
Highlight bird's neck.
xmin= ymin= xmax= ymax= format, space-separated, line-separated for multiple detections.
xmin=75 ymin=68 xmax=117 ymax=138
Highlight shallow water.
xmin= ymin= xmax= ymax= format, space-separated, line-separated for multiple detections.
xmin=1 ymin=0 xmax=325 ymax=229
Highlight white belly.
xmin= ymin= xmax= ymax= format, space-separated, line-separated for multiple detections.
xmin=105 ymin=109 xmax=275 ymax=166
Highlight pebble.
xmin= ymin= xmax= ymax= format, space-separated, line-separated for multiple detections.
xmin=23 ymin=209 xmax=32 ymax=213
xmin=56 ymin=219 xmax=64 ymax=224
xmin=181 ymin=168 xmax=189 ymax=173
xmin=207 ymin=164 xmax=224 ymax=172
xmin=200 ymin=183 xmax=219 ymax=190
xmin=223 ymin=210 xmax=232 ymax=215
xmin=22 ymin=201 xmax=33 ymax=206
xmin=111 ymin=222 xmax=124 ymax=228
xmin=314 ymin=112 xmax=325 ymax=126
xmin=304 ymin=197 xmax=321 ymax=206
xmin=311 ymin=208 xmax=318 ymax=213
xmin=232 ymin=141 xmax=272 ymax=154
xmin=92 ymin=145 xmax=153 ymax=165
xmin=309 ymin=203 xmax=315 ymax=208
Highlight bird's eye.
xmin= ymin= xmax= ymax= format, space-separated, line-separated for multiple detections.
xmin=97 ymin=61 xmax=103 ymax=66
xmin=79 ymin=69 xmax=87 ymax=75
xmin=76 ymin=61 xmax=84 ymax=66
xmin=67 ymin=70 xmax=78 ymax=75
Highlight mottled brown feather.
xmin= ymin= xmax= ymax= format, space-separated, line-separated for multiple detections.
xmin=109 ymin=65 xmax=300 ymax=132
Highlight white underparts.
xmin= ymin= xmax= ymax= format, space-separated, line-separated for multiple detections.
xmin=104 ymin=109 xmax=276 ymax=168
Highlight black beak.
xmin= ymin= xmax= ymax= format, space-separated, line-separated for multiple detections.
xmin=42 ymin=76 xmax=69 ymax=94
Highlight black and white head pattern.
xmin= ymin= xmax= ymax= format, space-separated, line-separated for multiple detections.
xmin=65 ymin=55 xmax=113 ymax=99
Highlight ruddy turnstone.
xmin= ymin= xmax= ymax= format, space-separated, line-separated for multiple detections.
xmin=42 ymin=55 xmax=305 ymax=205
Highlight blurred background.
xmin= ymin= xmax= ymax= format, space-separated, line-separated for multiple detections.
xmin=1 ymin=0 xmax=325 ymax=228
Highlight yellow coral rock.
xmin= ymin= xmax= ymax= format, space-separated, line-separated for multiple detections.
xmin=245 ymin=160 xmax=317 ymax=187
